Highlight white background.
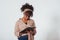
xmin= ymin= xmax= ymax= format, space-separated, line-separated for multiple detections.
xmin=0 ymin=0 xmax=60 ymax=40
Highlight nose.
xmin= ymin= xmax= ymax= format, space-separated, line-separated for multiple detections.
xmin=26 ymin=16 xmax=30 ymax=19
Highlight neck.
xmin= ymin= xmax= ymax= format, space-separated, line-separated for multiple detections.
xmin=22 ymin=17 xmax=28 ymax=23
xmin=22 ymin=17 xmax=28 ymax=21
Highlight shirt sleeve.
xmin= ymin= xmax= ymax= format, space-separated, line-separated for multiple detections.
xmin=14 ymin=20 xmax=20 ymax=37
xmin=32 ymin=20 xmax=37 ymax=35
xmin=32 ymin=20 xmax=36 ymax=28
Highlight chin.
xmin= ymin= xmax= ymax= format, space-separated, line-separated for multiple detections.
xmin=27 ymin=18 xmax=30 ymax=20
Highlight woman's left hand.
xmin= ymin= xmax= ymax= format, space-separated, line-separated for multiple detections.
xmin=29 ymin=31 xmax=34 ymax=34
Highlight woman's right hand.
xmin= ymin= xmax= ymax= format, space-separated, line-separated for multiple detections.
xmin=19 ymin=32 xmax=22 ymax=36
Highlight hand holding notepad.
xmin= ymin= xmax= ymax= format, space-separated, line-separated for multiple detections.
xmin=20 ymin=27 xmax=35 ymax=33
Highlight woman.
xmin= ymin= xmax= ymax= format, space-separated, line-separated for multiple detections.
xmin=14 ymin=3 xmax=36 ymax=40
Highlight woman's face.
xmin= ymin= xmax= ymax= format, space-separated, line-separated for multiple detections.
xmin=23 ymin=12 xmax=30 ymax=20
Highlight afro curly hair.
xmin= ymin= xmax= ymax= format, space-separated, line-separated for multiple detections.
xmin=21 ymin=3 xmax=34 ymax=12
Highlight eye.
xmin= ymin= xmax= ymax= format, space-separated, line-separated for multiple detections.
xmin=28 ymin=16 xmax=30 ymax=17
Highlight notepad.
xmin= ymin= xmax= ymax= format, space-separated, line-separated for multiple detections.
xmin=20 ymin=27 xmax=35 ymax=33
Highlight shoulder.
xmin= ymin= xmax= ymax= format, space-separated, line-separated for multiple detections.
xmin=16 ymin=18 xmax=22 ymax=23
xmin=29 ymin=19 xmax=35 ymax=24
xmin=30 ymin=19 xmax=36 ymax=28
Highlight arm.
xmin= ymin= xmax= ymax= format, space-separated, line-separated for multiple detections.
xmin=30 ymin=20 xmax=37 ymax=36
xmin=14 ymin=20 xmax=22 ymax=37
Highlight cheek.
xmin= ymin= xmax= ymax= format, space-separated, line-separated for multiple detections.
xmin=24 ymin=16 xmax=28 ymax=19
xmin=26 ymin=17 xmax=29 ymax=19
xmin=24 ymin=15 xmax=30 ymax=19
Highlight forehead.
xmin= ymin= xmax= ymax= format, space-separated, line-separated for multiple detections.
xmin=25 ymin=11 xmax=32 ymax=13
xmin=24 ymin=11 xmax=32 ymax=15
